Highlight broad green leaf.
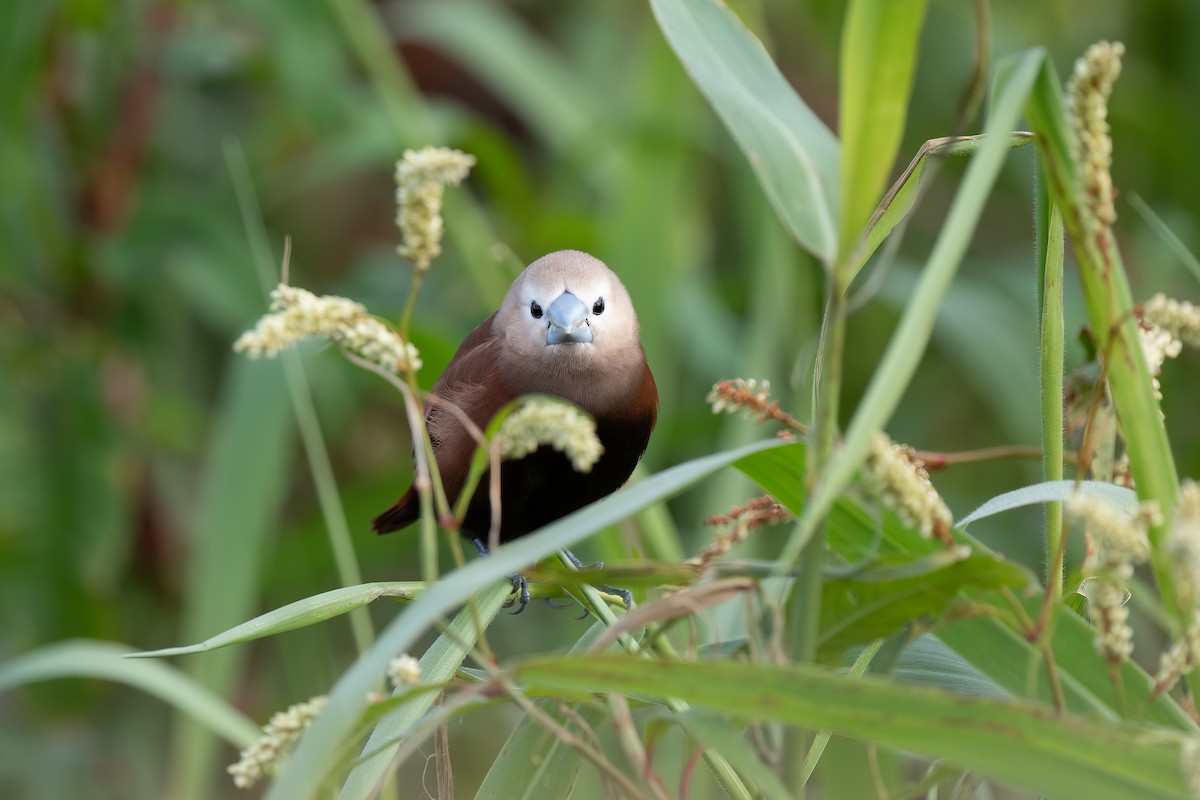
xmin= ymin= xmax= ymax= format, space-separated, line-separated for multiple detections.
xmin=937 ymin=592 xmax=1196 ymax=731
xmin=651 ymin=0 xmax=839 ymax=263
xmin=516 ymin=656 xmax=1195 ymax=800
xmin=819 ymin=550 xmax=1032 ymax=658
xmin=959 ymin=479 xmax=1138 ymax=527
xmin=881 ymin=634 xmax=1009 ymax=700
xmin=0 ymin=640 xmax=259 ymax=749
xmin=265 ymin=438 xmax=786 ymax=800
xmin=837 ymin=0 xmax=928 ymax=268
xmin=128 ymin=583 xmax=423 ymax=658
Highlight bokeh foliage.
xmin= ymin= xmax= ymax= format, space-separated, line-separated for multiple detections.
xmin=3 ymin=1 xmax=1200 ymax=798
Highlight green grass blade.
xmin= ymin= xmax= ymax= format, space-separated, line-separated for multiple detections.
xmin=128 ymin=583 xmax=423 ymax=659
xmin=264 ymin=438 xmax=785 ymax=799
xmin=516 ymin=656 xmax=1194 ymax=800
xmin=0 ymin=640 xmax=260 ymax=749
xmin=778 ymin=49 xmax=1045 ymax=569
xmin=167 ymin=356 xmax=295 ymax=800
xmin=227 ymin=142 xmax=374 ymax=654
xmin=837 ymin=0 xmax=928 ymax=269
xmin=650 ymin=0 xmax=839 ymax=264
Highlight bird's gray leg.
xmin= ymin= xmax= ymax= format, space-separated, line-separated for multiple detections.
xmin=471 ymin=538 xmax=530 ymax=613
xmin=562 ymin=548 xmax=633 ymax=611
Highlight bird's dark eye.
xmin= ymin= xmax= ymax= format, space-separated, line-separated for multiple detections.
xmin=530 ymin=301 xmax=543 ymax=319
xmin=592 ymin=298 xmax=605 ymax=315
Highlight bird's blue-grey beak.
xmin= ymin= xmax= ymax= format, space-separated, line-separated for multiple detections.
xmin=545 ymin=292 xmax=593 ymax=344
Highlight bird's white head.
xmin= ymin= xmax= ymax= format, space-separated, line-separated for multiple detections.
xmin=496 ymin=251 xmax=646 ymax=404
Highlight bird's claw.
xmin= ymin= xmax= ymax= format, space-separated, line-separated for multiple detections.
xmin=561 ymin=549 xmax=633 ymax=612
xmin=504 ymin=574 xmax=531 ymax=614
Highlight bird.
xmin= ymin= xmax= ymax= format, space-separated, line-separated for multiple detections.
xmin=372 ymin=250 xmax=658 ymax=611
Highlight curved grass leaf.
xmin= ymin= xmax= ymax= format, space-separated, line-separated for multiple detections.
xmin=819 ymin=550 xmax=1031 ymax=658
xmin=0 ymin=640 xmax=259 ymax=748
xmin=959 ymin=479 xmax=1138 ymax=527
xmin=128 ymin=582 xmax=423 ymax=659
xmin=516 ymin=656 xmax=1195 ymax=800
xmin=852 ymin=133 xmax=1034 ymax=281
xmin=651 ymin=0 xmax=839 ymax=264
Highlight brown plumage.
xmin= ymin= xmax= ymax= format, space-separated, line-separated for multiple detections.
xmin=373 ymin=250 xmax=658 ymax=560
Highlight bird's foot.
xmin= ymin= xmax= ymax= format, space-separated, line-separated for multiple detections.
xmin=562 ymin=549 xmax=633 ymax=611
xmin=505 ymin=574 xmax=531 ymax=614
xmin=472 ymin=538 xmax=531 ymax=614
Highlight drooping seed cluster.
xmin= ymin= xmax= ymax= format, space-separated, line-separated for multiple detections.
xmin=707 ymin=378 xmax=806 ymax=432
xmin=498 ymin=398 xmax=604 ymax=473
xmin=864 ymin=433 xmax=954 ymax=543
xmin=394 ymin=147 xmax=476 ymax=274
xmin=234 ymin=284 xmax=421 ymax=374
xmin=1068 ymin=493 xmax=1158 ymax=665
xmin=1065 ymin=41 xmax=1124 ymax=240
xmin=227 ymin=695 xmax=328 ymax=789
xmin=692 ymin=494 xmax=793 ymax=569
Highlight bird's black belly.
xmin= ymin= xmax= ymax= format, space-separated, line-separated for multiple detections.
xmin=460 ymin=414 xmax=650 ymax=543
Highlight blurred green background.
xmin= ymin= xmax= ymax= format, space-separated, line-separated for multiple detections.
xmin=3 ymin=0 xmax=1199 ymax=797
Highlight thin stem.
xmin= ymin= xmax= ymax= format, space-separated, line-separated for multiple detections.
xmin=499 ymin=678 xmax=652 ymax=800
xmin=786 ymin=283 xmax=847 ymax=793
xmin=339 ymin=351 xmax=450 ymax=588
xmin=226 ymin=144 xmax=375 ymax=654
xmin=795 ymin=640 xmax=883 ymax=787
xmin=397 ymin=268 xmax=426 ymax=339
xmin=915 ymin=444 xmax=1072 ymax=470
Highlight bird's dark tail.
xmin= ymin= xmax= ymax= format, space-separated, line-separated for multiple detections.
xmin=372 ymin=496 xmax=416 ymax=534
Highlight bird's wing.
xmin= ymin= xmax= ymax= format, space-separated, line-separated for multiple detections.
xmin=373 ymin=313 xmax=510 ymax=533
